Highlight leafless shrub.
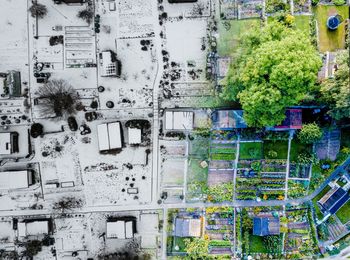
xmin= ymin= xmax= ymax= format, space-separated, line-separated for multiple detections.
xmin=29 ymin=2 xmax=48 ymax=18
xmin=77 ymin=7 xmax=94 ymax=24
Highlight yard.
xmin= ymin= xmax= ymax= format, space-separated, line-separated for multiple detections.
xmin=312 ymin=185 xmax=331 ymax=220
xmin=341 ymin=127 xmax=350 ymax=148
xmin=295 ymin=15 xmax=311 ymax=36
xmin=239 ymin=142 xmax=263 ymax=160
xmin=263 ymin=140 xmax=289 ymax=159
xmin=217 ymin=19 xmax=260 ymax=56
xmin=290 ymin=140 xmax=312 ymax=162
xmin=249 ymin=235 xmax=268 ymax=253
xmin=336 ymin=200 xmax=350 ymax=224
xmin=186 ymin=159 xmax=208 ymax=201
xmin=313 ymin=5 xmax=349 ymax=52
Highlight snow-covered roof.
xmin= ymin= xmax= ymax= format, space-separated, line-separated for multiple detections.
xmin=128 ymin=127 xmax=141 ymax=144
xmin=0 ymin=133 xmax=11 ymax=155
xmin=18 ymin=221 xmax=49 ymax=237
xmin=165 ymin=111 xmax=193 ymax=130
xmin=100 ymin=51 xmax=118 ymax=77
xmin=0 ymin=170 xmax=28 ymax=190
xmin=106 ymin=220 xmax=134 ymax=239
xmin=26 ymin=221 xmax=49 ymax=236
xmin=97 ymin=122 xmax=122 ymax=151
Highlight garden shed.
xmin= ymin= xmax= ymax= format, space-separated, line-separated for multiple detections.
xmin=99 ymin=51 xmax=121 ymax=77
xmin=253 ymin=217 xmax=280 ymax=236
xmin=318 ymin=187 xmax=350 ymax=214
xmin=97 ymin=122 xmax=122 ymax=151
xmin=0 ymin=170 xmax=32 ymax=190
xmin=211 ymin=110 xmax=247 ymax=130
xmin=106 ymin=220 xmax=135 ymax=239
xmin=174 ymin=218 xmax=201 ymax=237
xmin=274 ymin=109 xmax=302 ymax=130
xmin=128 ymin=127 xmax=141 ymax=145
xmin=18 ymin=220 xmax=49 ymax=237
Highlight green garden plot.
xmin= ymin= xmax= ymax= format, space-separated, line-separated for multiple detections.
xmin=295 ymin=15 xmax=311 ymax=36
xmin=336 ymin=199 xmax=350 ymax=224
xmin=290 ymin=140 xmax=312 ymax=162
xmin=239 ymin=142 xmax=263 ymax=159
xmin=313 ymin=5 xmax=349 ymax=52
xmin=218 ymin=19 xmax=260 ymax=56
xmin=263 ymin=140 xmax=289 ymax=159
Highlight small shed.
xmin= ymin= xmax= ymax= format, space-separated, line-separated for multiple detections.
xmin=253 ymin=217 xmax=280 ymax=236
xmin=174 ymin=218 xmax=201 ymax=237
xmin=128 ymin=127 xmax=141 ymax=145
xmin=99 ymin=51 xmax=121 ymax=77
xmin=97 ymin=122 xmax=122 ymax=151
xmin=0 ymin=133 xmax=12 ymax=155
xmin=165 ymin=111 xmax=194 ymax=130
xmin=18 ymin=220 xmax=49 ymax=237
xmin=211 ymin=110 xmax=247 ymax=130
xmin=106 ymin=220 xmax=135 ymax=239
xmin=0 ymin=170 xmax=32 ymax=190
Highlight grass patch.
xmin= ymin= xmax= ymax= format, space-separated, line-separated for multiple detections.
xmin=239 ymin=142 xmax=263 ymax=159
xmin=295 ymin=15 xmax=311 ymax=36
xmin=211 ymin=153 xmax=236 ymax=161
xmin=341 ymin=127 xmax=350 ymax=148
xmin=290 ymin=140 xmax=312 ymax=162
xmin=249 ymin=235 xmax=268 ymax=253
xmin=189 ymin=136 xmax=209 ymax=159
xmin=313 ymin=5 xmax=349 ymax=52
xmin=173 ymin=236 xmax=189 ymax=252
xmin=336 ymin=199 xmax=350 ymax=224
xmin=312 ymin=185 xmax=331 ymax=220
xmin=187 ymin=158 xmax=208 ymax=201
xmin=263 ymin=140 xmax=288 ymax=159
xmin=218 ymin=19 xmax=260 ymax=56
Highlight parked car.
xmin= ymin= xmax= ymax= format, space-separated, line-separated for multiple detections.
xmin=67 ymin=117 xmax=78 ymax=131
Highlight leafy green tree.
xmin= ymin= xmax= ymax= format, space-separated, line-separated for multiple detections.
xmin=320 ymin=50 xmax=350 ymax=120
xmin=298 ymin=123 xmax=322 ymax=144
xmin=224 ymin=21 xmax=321 ymax=127
xmin=184 ymin=238 xmax=209 ymax=259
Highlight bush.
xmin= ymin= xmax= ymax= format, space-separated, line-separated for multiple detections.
xmin=268 ymin=150 xmax=278 ymax=159
xmin=333 ymin=0 xmax=345 ymax=5
xmin=30 ymin=123 xmax=44 ymax=138
xmin=311 ymin=0 xmax=319 ymax=5
xmin=29 ymin=3 xmax=47 ymax=18
xmin=77 ymin=8 xmax=94 ymax=24
xmin=298 ymin=123 xmax=322 ymax=144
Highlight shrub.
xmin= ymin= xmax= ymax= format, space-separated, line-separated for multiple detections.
xmin=29 ymin=3 xmax=47 ymax=18
xmin=77 ymin=8 xmax=94 ymax=24
xmin=311 ymin=0 xmax=319 ymax=5
xmin=30 ymin=123 xmax=44 ymax=138
xmin=333 ymin=0 xmax=345 ymax=5
xmin=298 ymin=123 xmax=322 ymax=144
xmin=268 ymin=150 xmax=278 ymax=158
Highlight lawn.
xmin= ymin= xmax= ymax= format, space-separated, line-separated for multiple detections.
xmin=313 ymin=5 xmax=349 ymax=52
xmin=173 ymin=236 xmax=190 ymax=252
xmin=186 ymin=159 xmax=208 ymax=201
xmin=263 ymin=140 xmax=289 ymax=159
xmin=295 ymin=15 xmax=311 ymax=36
xmin=189 ymin=135 xmax=209 ymax=160
xmin=239 ymin=142 xmax=263 ymax=159
xmin=341 ymin=128 xmax=350 ymax=148
xmin=312 ymin=185 xmax=331 ymax=220
xmin=249 ymin=235 xmax=268 ymax=253
xmin=336 ymin=199 xmax=350 ymax=224
xmin=218 ymin=19 xmax=260 ymax=56
xmin=290 ymin=140 xmax=313 ymax=162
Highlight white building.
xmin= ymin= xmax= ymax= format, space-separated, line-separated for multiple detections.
xmin=18 ymin=220 xmax=49 ymax=237
xmin=106 ymin=220 xmax=134 ymax=239
xmin=97 ymin=122 xmax=122 ymax=151
xmin=0 ymin=170 xmax=32 ymax=190
xmin=99 ymin=51 xmax=120 ymax=77
xmin=128 ymin=127 xmax=141 ymax=145
xmin=0 ymin=133 xmax=12 ymax=155
xmin=165 ymin=111 xmax=194 ymax=130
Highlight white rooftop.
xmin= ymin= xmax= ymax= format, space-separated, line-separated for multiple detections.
xmin=165 ymin=111 xmax=194 ymax=130
xmin=106 ymin=220 xmax=134 ymax=239
xmin=100 ymin=51 xmax=118 ymax=77
xmin=0 ymin=171 xmax=28 ymax=190
xmin=0 ymin=133 xmax=11 ymax=155
xmin=128 ymin=127 xmax=141 ymax=144
xmin=97 ymin=122 xmax=122 ymax=151
xmin=18 ymin=221 xmax=49 ymax=237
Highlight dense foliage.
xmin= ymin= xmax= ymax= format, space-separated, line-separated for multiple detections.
xmin=224 ymin=22 xmax=321 ymax=127
xmin=320 ymin=50 xmax=350 ymax=120
xmin=297 ymin=123 xmax=323 ymax=144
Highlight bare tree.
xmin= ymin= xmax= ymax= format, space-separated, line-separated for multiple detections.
xmin=191 ymin=3 xmax=205 ymax=16
xmin=77 ymin=7 xmax=94 ymax=24
xmin=53 ymin=197 xmax=83 ymax=212
xmin=36 ymin=79 xmax=78 ymax=118
xmin=29 ymin=2 xmax=48 ymax=19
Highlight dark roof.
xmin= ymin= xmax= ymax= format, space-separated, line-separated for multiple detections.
xmin=62 ymin=0 xmax=85 ymax=3
xmin=175 ymin=218 xmax=189 ymax=237
xmin=275 ymin=109 xmax=302 ymax=129
xmin=253 ymin=217 xmax=280 ymax=236
xmin=320 ymin=187 xmax=350 ymax=214
xmin=211 ymin=110 xmax=247 ymax=129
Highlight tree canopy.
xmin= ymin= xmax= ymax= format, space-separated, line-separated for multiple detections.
xmin=223 ymin=21 xmax=322 ymax=127
xmin=320 ymin=50 xmax=350 ymax=121
xmin=298 ymin=123 xmax=323 ymax=144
